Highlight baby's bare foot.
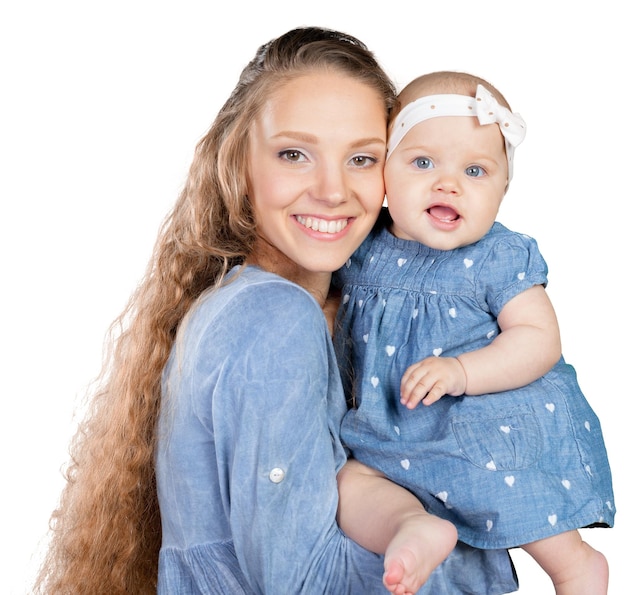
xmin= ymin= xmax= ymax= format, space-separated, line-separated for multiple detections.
xmin=382 ymin=514 xmax=457 ymax=594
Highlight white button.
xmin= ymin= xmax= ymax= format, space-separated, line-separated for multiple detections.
xmin=269 ymin=467 xmax=285 ymax=483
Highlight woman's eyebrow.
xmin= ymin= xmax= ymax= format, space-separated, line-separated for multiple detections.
xmin=350 ymin=136 xmax=386 ymax=149
xmin=271 ymin=131 xmax=318 ymax=143
xmin=271 ymin=132 xmax=386 ymax=148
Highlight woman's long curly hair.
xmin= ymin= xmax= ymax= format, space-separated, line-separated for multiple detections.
xmin=34 ymin=27 xmax=396 ymax=594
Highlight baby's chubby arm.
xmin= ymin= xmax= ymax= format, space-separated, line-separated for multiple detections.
xmin=400 ymin=285 xmax=562 ymax=408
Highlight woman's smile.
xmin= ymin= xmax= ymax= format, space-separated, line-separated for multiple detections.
xmin=295 ymin=215 xmax=350 ymax=234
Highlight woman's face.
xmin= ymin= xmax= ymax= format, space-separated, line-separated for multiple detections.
xmin=247 ymin=70 xmax=387 ymax=279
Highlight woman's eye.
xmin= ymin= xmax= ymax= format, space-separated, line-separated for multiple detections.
xmin=279 ymin=149 xmax=306 ymax=163
xmin=466 ymin=165 xmax=486 ymax=177
xmin=351 ymin=155 xmax=378 ymax=167
xmin=413 ymin=157 xmax=433 ymax=169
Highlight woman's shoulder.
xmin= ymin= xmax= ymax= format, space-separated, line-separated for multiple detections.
xmin=189 ymin=266 xmax=326 ymax=342
xmin=229 ymin=266 xmax=321 ymax=314
xmin=201 ymin=266 xmax=318 ymax=311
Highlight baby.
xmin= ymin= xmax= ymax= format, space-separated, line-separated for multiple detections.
xmin=336 ymin=71 xmax=615 ymax=594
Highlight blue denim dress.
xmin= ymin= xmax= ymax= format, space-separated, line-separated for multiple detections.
xmin=156 ymin=265 xmax=518 ymax=593
xmin=335 ymin=214 xmax=615 ymax=550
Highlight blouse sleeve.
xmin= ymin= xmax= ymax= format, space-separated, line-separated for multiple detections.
xmin=207 ymin=280 xmax=387 ymax=593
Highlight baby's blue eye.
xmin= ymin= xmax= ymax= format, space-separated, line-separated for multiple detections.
xmin=466 ymin=165 xmax=486 ymax=177
xmin=413 ymin=157 xmax=433 ymax=169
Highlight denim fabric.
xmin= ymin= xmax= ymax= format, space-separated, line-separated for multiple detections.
xmin=156 ymin=266 xmax=519 ymax=593
xmin=335 ymin=215 xmax=615 ymax=550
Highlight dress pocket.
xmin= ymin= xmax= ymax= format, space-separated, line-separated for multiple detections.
xmin=452 ymin=406 xmax=542 ymax=471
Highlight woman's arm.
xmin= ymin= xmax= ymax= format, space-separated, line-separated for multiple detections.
xmin=216 ymin=281 xmax=387 ymax=593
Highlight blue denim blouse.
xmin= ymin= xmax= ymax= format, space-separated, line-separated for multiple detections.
xmin=155 ymin=266 xmax=518 ymax=594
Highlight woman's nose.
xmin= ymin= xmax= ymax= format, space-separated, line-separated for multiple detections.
xmin=314 ymin=163 xmax=348 ymax=205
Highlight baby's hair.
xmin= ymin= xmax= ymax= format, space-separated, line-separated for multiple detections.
xmin=392 ymin=71 xmax=512 ymax=122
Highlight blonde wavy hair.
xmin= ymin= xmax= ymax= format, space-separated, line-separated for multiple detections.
xmin=34 ymin=27 xmax=396 ymax=594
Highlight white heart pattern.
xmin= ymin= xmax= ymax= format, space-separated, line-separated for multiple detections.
xmin=499 ymin=425 xmax=511 ymax=434
xmin=397 ymin=258 xmax=407 ymax=267
xmin=400 ymin=459 xmax=410 ymax=470
xmin=412 ymin=309 xmax=418 ymax=319
xmin=517 ymin=272 xmax=526 ymax=280
xmin=342 ymin=294 xmax=350 ymax=304
xmin=435 ymin=491 xmax=448 ymax=503
xmin=545 ymin=403 xmax=555 ymax=413
xmin=394 ymin=425 xmax=400 ymax=435
xmin=433 ymin=348 xmax=443 ymax=357
xmin=548 ymin=514 xmax=557 ymax=526
xmin=561 ymin=479 xmax=571 ymax=490
xmin=584 ymin=421 xmax=591 ymax=431
xmin=363 ymin=334 xmax=369 ymax=343
xmin=464 ymin=258 xmax=474 ymax=268
xmin=486 ymin=460 xmax=497 ymax=471
xmin=385 ymin=345 xmax=396 ymax=356
xmin=370 ymin=376 xmax=379 ymax=388
xmin=448 ymin=307 xmax=457 ymax=318
xmin=504 ymin=475 xmax=515 ymax=487
xmin=486 ymin=520 xmax=493 ymax=532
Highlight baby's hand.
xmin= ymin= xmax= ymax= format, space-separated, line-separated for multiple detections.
xmin=400 ymin=357 xmax=467 ymax=409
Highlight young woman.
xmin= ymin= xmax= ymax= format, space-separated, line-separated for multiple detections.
xmin=34 ymin=29 xmax=519 ymax=594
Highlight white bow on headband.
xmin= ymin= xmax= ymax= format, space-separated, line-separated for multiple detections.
xmin=474 ymin=84 xmax=526 ymax=148
xmin=387 ymin=84 xmax=526 ymax=180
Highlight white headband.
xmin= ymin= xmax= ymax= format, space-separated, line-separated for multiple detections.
xmin=387 ymin=84 xmax=526 ymax=180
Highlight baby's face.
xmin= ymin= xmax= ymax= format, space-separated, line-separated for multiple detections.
xmin=384 ymin=114 xmax=508 ymax=250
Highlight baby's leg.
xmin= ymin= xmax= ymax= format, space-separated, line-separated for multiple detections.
xmin=337 ymin=459 xmax=457 ymax=594
xmin=521 ymin=530 xmax=608 ymax=594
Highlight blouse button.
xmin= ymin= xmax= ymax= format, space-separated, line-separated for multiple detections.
xmin=269 ymin=467 xmax=285 ymax=483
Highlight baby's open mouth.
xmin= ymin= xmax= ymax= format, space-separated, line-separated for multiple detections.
xmin=428 ymin=205 xmax=459 ymax=222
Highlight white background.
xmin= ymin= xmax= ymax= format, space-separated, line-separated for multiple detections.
xmin=1 ymin=1 xmax=622 ymax=593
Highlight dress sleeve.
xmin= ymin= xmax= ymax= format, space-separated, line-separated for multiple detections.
xmin=477 ymin=231 xmax=549 ymax=317
xmin=209 ymin=280 xmax=387 ymax=593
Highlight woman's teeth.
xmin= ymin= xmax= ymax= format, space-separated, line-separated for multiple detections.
xmin=296 ymin=216 xmax=348 ymax=233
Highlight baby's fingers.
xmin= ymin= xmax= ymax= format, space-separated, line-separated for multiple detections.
xmin=421 ymin=383 xmax=447 ymax=406
xmin=400 ymin=366 xmax=431 ymax=408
